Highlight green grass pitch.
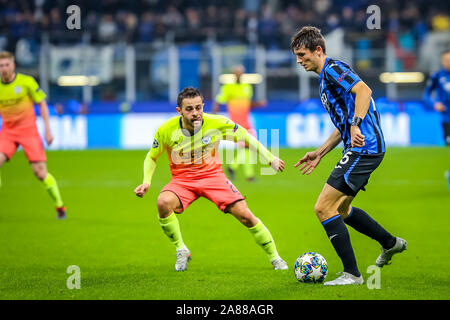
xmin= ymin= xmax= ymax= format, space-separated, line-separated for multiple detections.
xmin=0 ymin=147 xmax=449 ymax=300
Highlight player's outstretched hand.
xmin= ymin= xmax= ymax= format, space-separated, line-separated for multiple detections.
xmin=350 ymin=126 xmax=365 ymax=148
xmin=294 ymin=151 xmax=321 ymax=175
xmin=45 ymin=130 xmax=54 ymax=146
xmin=270 ymin=157 xmax=285 ymax=172
xmin=134 ymin=183 xmax=150 ymax=198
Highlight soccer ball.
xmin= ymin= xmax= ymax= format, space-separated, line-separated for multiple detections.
xmin=294 ymin=252 xmax=328 ymax=283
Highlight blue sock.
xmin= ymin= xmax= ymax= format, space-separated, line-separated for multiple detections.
xmin=322 ymin=215 xmax=360 ymax=277
xmin=344 ymin=207 xmax=396 ymax=250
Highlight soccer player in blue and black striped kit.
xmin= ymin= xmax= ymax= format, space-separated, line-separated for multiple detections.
xmin=423 ymin=50 xmax=450 ymax=190
xmin=291 ymin=26 xmax=407 ymax=285
xmin=424 ymin=50 xmax=450 ymax=146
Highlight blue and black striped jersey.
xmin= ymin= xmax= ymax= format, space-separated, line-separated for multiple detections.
xmin=423 ymin=68 xmax=450 ymax=123
xmin=319 ymin=57 xmax=385 ymax=154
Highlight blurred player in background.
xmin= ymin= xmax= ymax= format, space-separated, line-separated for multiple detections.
xmin=423 ymin=50 xmax=450 ymax=190
xmin=424 ymin=49 xmax=450 ymax=146
xmin=291 ymin=27 xmax=406 ymax=285
xmin=134 ymin=87 xmax=288 ymax=271
xmin=212 ymin=65 xmax=266 ymax=181
xmin=0 ymin=51 xmax=66 ymax=219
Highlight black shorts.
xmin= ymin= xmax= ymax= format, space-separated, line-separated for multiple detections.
xmin=326 ymin=151 xmax=384 ymax=197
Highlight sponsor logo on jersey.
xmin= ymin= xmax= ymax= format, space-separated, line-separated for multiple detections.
xmin=338 ymin=70 xmax=351 ymax=82
xmin=321 ymin=92 xmax=330 ymax=112
xmin=201 ymin=136 xmax=211 ymax=144
xmin=14 ymin=86 xmax=22 ymax=94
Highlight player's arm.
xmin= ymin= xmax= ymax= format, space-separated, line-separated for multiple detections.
xmin=38 ymin=100 xmax=53 ymax=145
xmin=423 ymin=73 xmax=445 ymax=112
xmin=223 ymin=120 xmax=284 ymax=172
xmin=134 ymin=132 xmax=164 ymax=198
xmin=325 ymin=65 xmax=367 ymax=148
xmin=294 ymin=128 xmax=341 ymax=175
xmin=212 ymin=85 xmax=228 ymax=114
xmin=28 ymin=76 xmax=53 ymax=145
xmin=247 ymin=84 xmax=266 ymax=109
xmin=243 ymin=130 xmax=285 ymax=172
xmin=134 ymin=152 xmax=157 ymax=198
xmin=350 ymin=81 xmax=372 ymax=148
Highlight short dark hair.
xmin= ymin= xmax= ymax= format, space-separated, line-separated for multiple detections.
xmin=177 ymin=87 xmax=203 ymax=108
xmin=291 ymin=26 xmax=326 ymax=54
xmin=442 ymin=49 xmax=450 ymax=56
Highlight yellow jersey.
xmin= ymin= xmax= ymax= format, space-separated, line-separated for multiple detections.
xmin=215 ymin=83 xmax=253 ymax=130
xmin=0 ymin=73 xmax=46 ymax=128
xmin=148 ymin=113 xmax=274 ymax=180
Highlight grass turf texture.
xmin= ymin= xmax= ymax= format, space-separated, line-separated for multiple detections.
xmin=0 ymin=147 xmax=449 ymax=300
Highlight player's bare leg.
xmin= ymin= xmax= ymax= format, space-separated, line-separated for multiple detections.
xmin=0 ymin=152 xmax=7 ymax=187
xmin=314 ymin=184 xmax=349 ymax=222
xmin=227 ymin=200 xmax=288 ymax=270
xmin=157 ymin=191 xmax=182 ymax=218
xmin=337 ymin=196 xmax=354 ymax=219
xmin=314 ymin=184 xmax=363 ymax=285
xmin=226 ymin=199 xmax=258 ymax=228
xmin=31 ymin=161 xmax=48 ymax=181
xmin=30 ymin=161 xmax=65 ymax=219
xmin=157 ymin=191 xmax=190 ymax=271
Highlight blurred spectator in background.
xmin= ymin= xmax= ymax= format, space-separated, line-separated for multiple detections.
xmin=340 ymin=6 xmax=355 ymax=32
xmin=0 ymin=0 xmax=447 ymax=51
xmin=0 ymin=0 xmax=449 ymax=112
xmin=138 ymin=12 xmax=155 ymax=42
xmin=163 ymin=5 xmax=184 ymax=36
xmin=217 ymin=6 xmax=233 ymax=41
xmin=246 ymin=11 xmax=258 ymax=44
xmin=431 ymin=13 xmax=450 ymax=31
xmin=258 ymin=4 xmax=279 ymax=49
xmin=98 ymin=14 xmax=118 ymax=43
xmin=66 ymin=99 xmax=88 ymax=115
xmin=233 ymin=8 xmax=248 ymax=42
xmin=53 ymin=102 xmax=64 ymax=115
xmin=185 ymin=7 xmax=202 ymax=42
xmin=46 ymin=100 xmax=87 ymax=115
xmin=123 ymin=12 xmax=138 ymax=43
xmin=203 ymin=5 xmax=219 ymax=38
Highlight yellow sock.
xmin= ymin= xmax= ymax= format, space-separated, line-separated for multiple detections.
xmin=159 ymin=213 xmax=186 ymax=250
xmin=248 ymin=219 xmax=279 ymax=262
xmin=43 ymin=173 xmax=64 ymax=207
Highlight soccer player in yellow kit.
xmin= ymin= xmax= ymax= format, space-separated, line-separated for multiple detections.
xmin=134 ymin=87 xmax=288 ymax=271
xmin=212 ymin=65 xmax=266 ymax=181
xmin=0 ymin=51 xmax=66 ymax=219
